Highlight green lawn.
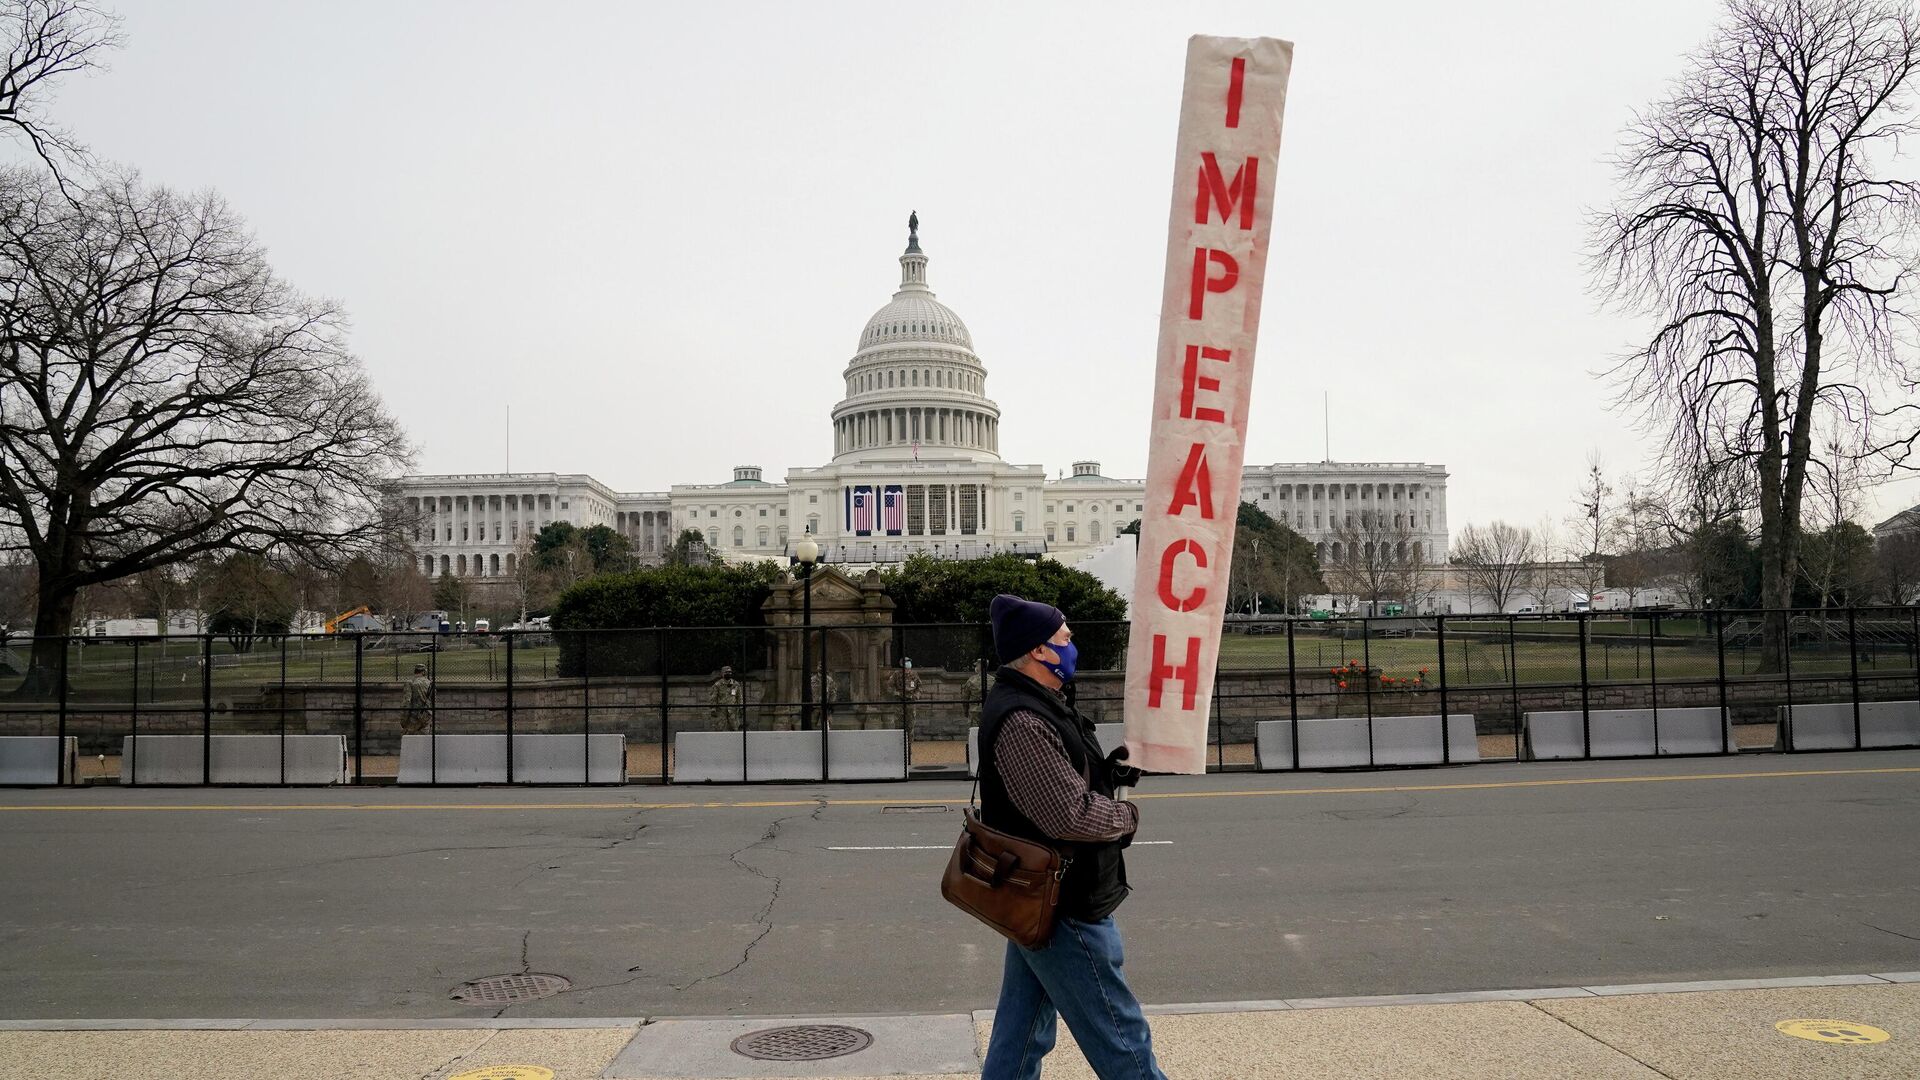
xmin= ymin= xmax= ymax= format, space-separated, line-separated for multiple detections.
xmin=1217 ymin=630 xmax=1913 ymax=684
xmin=3 ymin=639 xmax=567 ymax=700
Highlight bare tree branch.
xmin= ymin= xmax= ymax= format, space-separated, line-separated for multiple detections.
xmin=0 ymin=0 xmax=121 ymax=195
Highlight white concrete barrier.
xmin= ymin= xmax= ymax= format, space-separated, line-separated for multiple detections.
xmin=674 ymin=730 xmax=898 ymax=783
xmin=745 ymin=730 xmax=823 ymax=782
xmin=1523 ymin=708 xmax=1732 ymax=760
xmin=121 ymin=734 xmax=348 ymax=784
xmin=398 ymin=733 xmax=626 ymax=784
xmin=1255 ymin=716 xmax=1478 ymax=770
xmin=969 ymin=722 xmax=1129 ymax=777
xmin=0 ymin=736 xmax=78 ymax=785
xmin=1372 ymin=714 xmax=1482 ymax=766
xmin=828 ymin=728 xmax=908 ymax=781
xmin=673 ymin=731 xmax=746 ymax=783
xmin=1779 ymin=701 xmax=1920 ymax=751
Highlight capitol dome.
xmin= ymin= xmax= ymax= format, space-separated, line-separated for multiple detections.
xmin=830 ymin=215 xmax=1001 ymax=465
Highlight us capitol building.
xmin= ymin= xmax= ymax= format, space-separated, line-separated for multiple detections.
xmin=397 ymin=220 xmax=1450 ymax=580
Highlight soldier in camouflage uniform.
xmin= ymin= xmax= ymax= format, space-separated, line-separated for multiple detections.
xmin=708 ymin=665 xmax=744 ymax=731
xmin=402 ymin=664 xmax=434 ymax=734
xmin=883 ymin=657 xmax=922 ymax=731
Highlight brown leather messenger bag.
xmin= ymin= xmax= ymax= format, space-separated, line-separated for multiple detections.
xmin=940 ymin=782 xmax=1071 ymax=949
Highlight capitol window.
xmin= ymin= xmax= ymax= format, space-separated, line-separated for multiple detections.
xmin=735 ymin=509 xmax=742 ymax=517
xmin=1045 ymin=524 xmax=1056 ymax=541
xmin=1066 ymin=525 xmax=1076 ymax=542
xmin=709 ymin=510 xmax=717 ymax=517
xmin=759 ymin=508 xmax=766 ymax=516
xmin=809 ymin=494 xmax=818 ymax=503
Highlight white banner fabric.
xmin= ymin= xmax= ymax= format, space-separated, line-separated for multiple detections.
xmin=1122 ymin=35 xmax=1293 ymax=774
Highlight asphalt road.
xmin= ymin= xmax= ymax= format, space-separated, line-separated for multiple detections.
xmin=2 ymin=751 xmax=1917 ymax=1020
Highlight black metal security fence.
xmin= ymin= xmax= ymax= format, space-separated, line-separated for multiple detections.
xmin=0 ymin=608 xmax=1915 ymax=786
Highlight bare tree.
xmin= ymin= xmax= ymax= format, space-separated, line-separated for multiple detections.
xmin=1798 ymin=433 xmax=1872 ymax=607
xmin=0 ymin=169 xmax=410 ymax=691
xmin=1452 ymin=521 xmax=1537 ymax=613
xmin=1565 ymin=454 xmax=1616 ymax=607
xmin=131 ymin=563 xmax=184 ymax=632
xmin=1326 ymin=511 xmax=1422 ymax=610
xmin=1594 ymin=0 xmax=1920 ymax=668
xmin=1608 ymin=478 xmax=1664 ymax=608
xmin=0 ymin=1 xmax=120 ymax=192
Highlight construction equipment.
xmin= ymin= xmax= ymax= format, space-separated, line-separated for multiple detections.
xmin=323 ymin=605 xmax=373 ymax=634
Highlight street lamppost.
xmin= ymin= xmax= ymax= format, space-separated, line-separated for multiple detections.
xmin=795 ymin=537 xmax=819 ymax=730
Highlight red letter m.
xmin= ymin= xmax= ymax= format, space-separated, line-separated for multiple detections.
xmin=1147 ymin=634 xmax=1204 ymax=710
xmin=1195 ymin=152 xmax=1258 ymax=229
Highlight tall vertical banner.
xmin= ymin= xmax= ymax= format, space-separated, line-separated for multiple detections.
xmin=1123 ymin=35 xmax=1292 ymax=774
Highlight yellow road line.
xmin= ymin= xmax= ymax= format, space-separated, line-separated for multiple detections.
xmin=0 ymin=765 xmax=1913 ymax=813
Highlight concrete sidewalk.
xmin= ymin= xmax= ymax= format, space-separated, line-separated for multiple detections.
xmin=4 ymin=974 xmax=1917 ymax=1079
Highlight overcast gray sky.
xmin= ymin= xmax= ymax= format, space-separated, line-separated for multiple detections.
xmin=26 ymin=0 xmax=1920 ymax=536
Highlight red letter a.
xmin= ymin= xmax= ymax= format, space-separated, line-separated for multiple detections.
xmin=1166 ymin=443 xmax=1215 ymax=519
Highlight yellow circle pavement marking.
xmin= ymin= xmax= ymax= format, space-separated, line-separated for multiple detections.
xmin=448 ymin=1066 xmax=555 ymax=1080
xmin=1775 ymin=1019 xmax=1891 ymax=1044
xmin=0 ymin=765 xmax=1914 ymax=814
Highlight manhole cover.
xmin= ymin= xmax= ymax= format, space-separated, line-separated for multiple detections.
xmin=451 ymin=973 xmax=572 ymax=1005
xmin=731 ymin=1024 xmax=873 ymax=1061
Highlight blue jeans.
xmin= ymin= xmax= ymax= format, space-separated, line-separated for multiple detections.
xmin=981 ymin=916 xmax=1166 ymax=1080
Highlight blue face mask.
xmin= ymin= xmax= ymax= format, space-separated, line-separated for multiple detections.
xmin=1039 ymin=640 xmax=1078 ymax=683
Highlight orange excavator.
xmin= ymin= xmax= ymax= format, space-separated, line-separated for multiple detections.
xmin=323 ymin=605 xmax=372 ymax=634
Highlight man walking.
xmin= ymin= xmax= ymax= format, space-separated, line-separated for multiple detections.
xmin=977 ymin=593 xmax=1162 ymax=1080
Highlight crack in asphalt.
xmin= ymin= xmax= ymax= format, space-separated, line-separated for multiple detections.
xmin=488 ymin=931 xmax=536 ymax=1019
xmin=671 ymin=798 xmax=823 ymax=994
xmin=1863 ymin=920 xmax=1920 ymax=942
xmin=507 ymin=808 xmax=653 ymax=891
